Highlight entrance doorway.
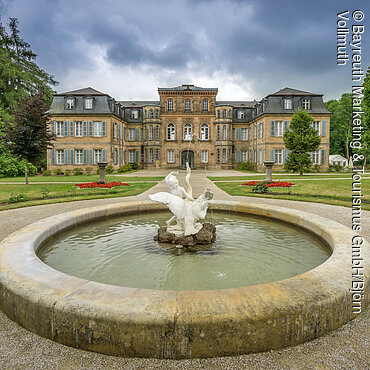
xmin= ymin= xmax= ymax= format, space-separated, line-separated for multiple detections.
xmin=181 ymin=150 xmax=194 ymax=169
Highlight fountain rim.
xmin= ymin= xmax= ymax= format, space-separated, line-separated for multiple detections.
xmin=0 ymin=200 xmax=368 ymax=358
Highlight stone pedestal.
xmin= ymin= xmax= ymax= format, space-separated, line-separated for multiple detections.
xmin=97 ymin=162 xmax=108 ymax=184
xmin=263 ymin=161 xmax=275 ymax=183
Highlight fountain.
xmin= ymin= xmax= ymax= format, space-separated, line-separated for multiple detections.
xmin=0 ymin=170 xmax=368 ymax=358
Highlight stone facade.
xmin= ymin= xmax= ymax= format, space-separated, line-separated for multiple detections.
xmin=47 ymin=85 xmax=331 ymax=172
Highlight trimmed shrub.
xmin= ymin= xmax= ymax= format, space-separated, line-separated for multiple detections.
xmin=118 ymin=164 xmax=132 ymax=173
xmin=42 ymin=170 xmax=52 ymax=176
xmin=313 ymin=164 xmax=322 ymax=172
xmin=73 ymin=168 xmax=84 ymax=176
xmin=130 ymin=162 xmax=139 ymax=170
xmin=53 ymin=168 xmax=63 ymax=176
xmin=106 ymin=165 xmax=114 ymax=174
xmin=64 ymin=169 xmax=71 ymax=176
xmin=85 ymin=167 xmax=92 ymax=175
xmin=238 ymin=161 xmax=254 ymax=171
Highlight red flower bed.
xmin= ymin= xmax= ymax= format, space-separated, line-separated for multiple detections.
xmin=75 ymin=182 xmax=130 ymax=189
xmin=241 ymin=180 xmax=295 ymax=188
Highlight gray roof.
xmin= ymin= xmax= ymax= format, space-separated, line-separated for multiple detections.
xmin=158 ymin=84 xmax=218 ymax=92
xmin=118 ymin=101 xmax=160 ymax=107
xmin=55 ymin=87 xmax=109 ymax=97
xmin=269 ymin=87 xmax=322 ymax=97
xmin=216 ymin=101 xmax=255 ymax=107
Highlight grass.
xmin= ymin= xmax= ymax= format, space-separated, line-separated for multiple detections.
xmin=214 ymin=178 xmax=370 ymax=210
xmin=0 ymin=182 xmax=157 ymax=211
xmin=0 ymin=175 xmax=165 ymax=183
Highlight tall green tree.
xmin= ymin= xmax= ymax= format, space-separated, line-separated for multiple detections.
xmin=360 ymin=66 xmax=370 ymax=166
xmin=2 ymin=90 xmax=55 ymax=184
xmin=284 ymin=110 xmax=321 ymax=175
xmin=0 ymin=17 xmax=57 ymax=119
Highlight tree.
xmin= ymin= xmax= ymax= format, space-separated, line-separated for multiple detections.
xmin=284 ymin=110 xmax=321 ymax=175
xmin=360 ymin=66 xmax=370 ymax=166
xmin=2 ymin=90 xmax=55 ymax=184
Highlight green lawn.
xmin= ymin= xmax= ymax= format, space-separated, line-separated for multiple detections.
xmin=0 ymin=175 xmax=165 ymax=183
xmin=0 ymin=182 xmax=157 ymax=210
xmin=214 ymin=178 xmax=370 ymax=210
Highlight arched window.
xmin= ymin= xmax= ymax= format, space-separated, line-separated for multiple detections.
xmin=148 ymin=125 xmax=153 ymax=140
xmin=184 ymin=123 xmax=192 ymax=140
xmin=216 ymin=110 xmax=221 ymax=118
xmin=167 ymin=124 xmax=175 ymax=140
xmin=222 ymin=109 xmax=227 ymax=118
xmin=149 ymin=109 xmax=154 ymax=118
xmin=217 ymin=125 xmax=221 ymax=140
xmin=200 ymin=123 xmax=209 ymax=140
xmin=202 ymin=99 xmax=209 ymax=112
xmin=222 ymin=125 xmax=227 ymax=140
xmin=184 ymin=99 xmax=192 ymax=112
xmin=154 ymin=126 xmax=159 ymax=140
xmin=167 ymin=99 xmax=174 ymax=112
xmin=155 ymin=109 xmax=159 ymax=118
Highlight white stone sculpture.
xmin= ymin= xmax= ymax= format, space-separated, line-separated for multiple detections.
xmin=149 ymin=163 xmax=213 ymax=236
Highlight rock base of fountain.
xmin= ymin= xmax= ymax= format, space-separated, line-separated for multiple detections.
xmin=154 ymin=222 xmax=216 ymax=247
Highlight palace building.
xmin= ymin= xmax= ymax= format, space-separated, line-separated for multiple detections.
xmin=47 ymin=84 xmax=331 ymax=171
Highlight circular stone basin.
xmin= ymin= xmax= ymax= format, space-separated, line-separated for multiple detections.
xmin=0 ymin=201 xmax=368 ymax=359
xmin=38 ymin=212 xmax=330 ymax=290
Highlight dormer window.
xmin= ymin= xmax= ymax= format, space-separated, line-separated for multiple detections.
xmin=302 ymin=98 xmax=311 ymax=110
xmin=85 ymin=97 xmax=93 ymax=109
xmin=237 ymin=110 xmax=245 ymax=119
xmin=66 ymin=97 xmax=74 ymax=109
xmin=284 ymin=98 xmax=292 ymax=110
xmin=131 ymin=109 xmax=139 ymax=119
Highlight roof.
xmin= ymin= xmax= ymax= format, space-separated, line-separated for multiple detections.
xmin=118 ymin=101 xmax=160 ymax=107
xmin=216 ymin=101 xmax=255 ymax=107
xmin=158 ymin=84 xmax=218 ymax=92
xmin=269 ymin=87 xmax=322 ymax=97
xmin=55 ymin=87 xmax=109 ymax=97
xmin=329 ymin=154 xmax=348 ymax=160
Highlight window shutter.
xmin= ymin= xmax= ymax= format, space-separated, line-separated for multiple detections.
xmin=321 ymin=121 xmax=326 ymax=137
xmin=135 ymin=128 xmax=139 ymax=140
xmin=237 ymin=128 xmax=241 ymax=140
xmin=135 ymin=150 xmax=139 ymax=163
xmin=83 ymin=121 xmax=87 ymax=136
xmin=102 ymin=149 xmax=106 ymax=162
xmin=261 ymin=149 xmax=264 ymax=163
xmin=289 ymin=121 xmax=292 ymax=132
xmin=89 ymin=149 xmax=93 ymax=164
xmin=50 ymin=121 xmax=55 ymax=134
xmin=124 ymin=127 xmax=126 ymax=140
xmin=237 ymin=150 xmax=241 ymax=162
xmin=271 ymin=121 xmax=275 ymax=136
xmin=140 ymin=128 xmax=143 ymax=140
xmin=123 ymin=151 xmax=126 ymax=164
xmin=283 ymin=149 xmax=288 ymax=163
xmin=69 ymin=121 xmax=74 ymax=136
xmin=64 ymin=121 xmax=68 ymax=137
xmin=70 ymin=149 xmax=74 ymax=164
xmin=284 ymin=120 xmax=288 ymax=133
xmin=83 ymin=149 xmax=87 ymax=164
xmin=102 ymin=121 xmax=106 ymax=136
xmin=321 ymin=149 xmax=325 ymax=164
xmin=270 ymin=149 xmax=275 ymax=161
xmin=261 ymin=122 xmax=264 ymax=138
xmin=120 ymin=150 xmax=123 ymax=166
xmin=64 ymin=149 xmax=69 ymax=164
xmin=120 ymin=125 xmax=122 ymax=139
xmin=89 ymin=121 xmax=93 ymax=136
xmin=51 ymin=149 xmax=55 ymax=164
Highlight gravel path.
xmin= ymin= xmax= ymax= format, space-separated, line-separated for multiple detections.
xmin=0 ymin=169 xmax=369 ymax=369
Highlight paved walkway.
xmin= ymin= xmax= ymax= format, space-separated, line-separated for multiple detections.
xmin=0 ymin=169 xmax=369 ymax=369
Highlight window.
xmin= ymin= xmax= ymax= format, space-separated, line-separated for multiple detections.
xmin=155 ymin=148 xmax=160 ymax=160
xmin=222 ymin=109 xmax=227 ymax=118
xmin=75 ymin=121 xmax=83 ymax=137
xmin=113 ymin=123 xmax=117 ymax=138
xmin=202 ymin=99 xmax=209 ymax=112
xmin=222 ymin=148 xmax=227 ymax=163
xmin=311 ymin=150 xmax=320 ymax=164
xmin=241 ymin=151 xmax=248 ymax=162
xmin=129 ymin=128 xmax=135 ymax=141
xmin=200 ymin=123 xmax=209 ymax=140
xmin=56 ymin=121 xmax=64 ymax=137
xmin=184 ymin=123 xmax=192 ymax=140
xmin=148 ymin=125 xmax=153 ymax=140
xmin=222 ymin=125 xmax=227 ymax=140
xmin=260 ymin=122 xmax=264 ymax=138
xmin=302 ymin=98 xmax=310 ymax=110
xmin=94 ymin=149 xmax=102 ymax=164
xmin=167 ymin=124 xmax=175 ymax=140
xmin=216 ymin=149 xmax=221 ymax=163
xmin=155 ymin=109 xmax=159 ymax=118
xmin=148 ymin=109 xmax=154 ymax=118
xmin=275 ymin=121 xmax=283 ymax=136
xmin=85 ymin=98 xmax=93 ymax=109
xmin=237 ymin=110 xmax=245 ymax=119
xmin=217 ymin=110 xmax=221 ymax=118
xmin=241 ymin=128 xmax=248 ymax=141
xmin=129 ymin=151 xmax=135 ymax=163
xmin=94 ymin=121 xmax=102 ymax=136
xmin=168 ymin=150 xmax=174 ymax=163
xmin=217 ymin=125 xmax=221 ymax=140
xmin=313 ymin=121 xmax=320 ymax=134
xmin=185 ymin=99 xmax=191 ymax=112
xmin=148 ymin=148 xmax=154 ymax=163
xmin=154 ymin=126 xmax=159 ymax=140
xmin=66 ymin=98 xmax=74 ymax=109
xmin=131 ymin=109 xmax=139 ymax=119
xmin=274 ymin=149 xmax=282 ymax=164
xmin=201 ymin=150 xmax=208 ymax=163
xmin=232 ymin=128 xmax=236 ymax=140
xmin=75 ymin=149 xmax=83 ymax=164
xmin=113 ymin=149 xmax=118 ymax=165
xmin=57 ymin=149 xmax=64 ymax=164
xmin=167 ymin=99 xmax=174 ymax=112
xmin=284 ymin=98 xmax=292 ymax=110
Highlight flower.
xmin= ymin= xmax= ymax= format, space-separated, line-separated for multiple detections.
xmin=242 ymin=180 xmax=295 ymax=188
xmin=75 ymin=182 xmax=130 ymax=189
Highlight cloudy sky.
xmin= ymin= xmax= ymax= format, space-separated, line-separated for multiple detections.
xmin=1 ymin=0 xmax=369 ymax=101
